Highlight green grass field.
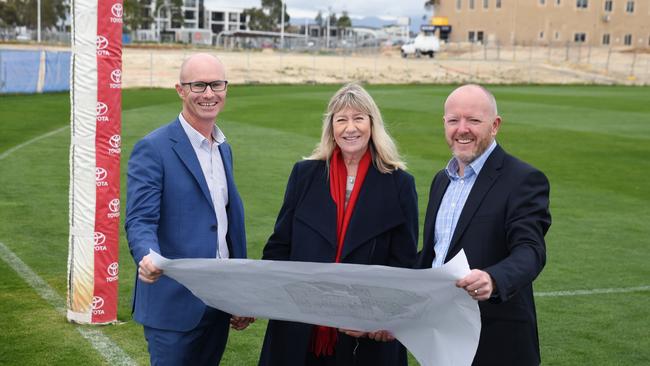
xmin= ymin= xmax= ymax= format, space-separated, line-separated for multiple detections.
xmin=1 ymin=84 xmax=649 ymax=365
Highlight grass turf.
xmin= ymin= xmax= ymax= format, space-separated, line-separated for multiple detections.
xmin=0 ymin=84 xmax=649 ymax=365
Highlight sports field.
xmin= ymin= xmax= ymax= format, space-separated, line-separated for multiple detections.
xmin=1 ymin=84 xmax=649 ymax=365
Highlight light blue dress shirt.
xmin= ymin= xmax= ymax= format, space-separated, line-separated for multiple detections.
xmin=179 ymin=113 xmax=230 ymax=259
xmin=431 ymin=140 xmax=497 ymax=268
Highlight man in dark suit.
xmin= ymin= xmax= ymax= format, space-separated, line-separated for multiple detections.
xmin=126 ymin=53 xmax=252 ymax=365
xmin=416 ymin=84 xmax=551 ymax=366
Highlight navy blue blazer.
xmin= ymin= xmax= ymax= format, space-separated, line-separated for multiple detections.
xmin=259 ymin=159 xmax=418 ymax=366
xmin=416 ymin=144 xmax=551 ymax=366
xmin=125 ymin=118 xmax=247 ymax=332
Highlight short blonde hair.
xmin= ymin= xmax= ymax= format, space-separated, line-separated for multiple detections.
xmin=306 ymin=83 xmax=406 ymax=173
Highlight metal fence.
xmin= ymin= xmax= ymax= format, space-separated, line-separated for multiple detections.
xmin=2 ymin=42 xmax=649 ymax=93
xmin=120 ymin=44 xmax=650 ymax=88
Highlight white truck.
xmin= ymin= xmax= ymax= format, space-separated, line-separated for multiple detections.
xmin=400 ymin=32 xmax=441 ymax=58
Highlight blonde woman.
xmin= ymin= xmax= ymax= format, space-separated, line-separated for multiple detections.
xmin=259 ymin=83 xmax=417 ymax=366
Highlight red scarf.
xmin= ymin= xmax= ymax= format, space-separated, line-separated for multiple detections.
xmin=310 ymin=147 xmax=372 ymax=357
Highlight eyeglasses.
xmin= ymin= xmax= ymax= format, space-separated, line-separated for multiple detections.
xmin=180 ymin=80 xmax=228 ymax=93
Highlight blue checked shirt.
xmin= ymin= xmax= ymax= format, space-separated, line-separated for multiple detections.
xmin=431 ymin=141 xmax=497 ymax=268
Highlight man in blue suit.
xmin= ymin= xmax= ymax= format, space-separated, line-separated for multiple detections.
xmin=416 ymin=84 xmax=551 ymax=365
xmin=126 ymin=53 xmax=252 ymax=365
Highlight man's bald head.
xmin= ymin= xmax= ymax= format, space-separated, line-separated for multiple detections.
xmin=444 ymin=84 xmax=498 ymax=119
xmin=178 ymin=53 xmax=225 ymax=83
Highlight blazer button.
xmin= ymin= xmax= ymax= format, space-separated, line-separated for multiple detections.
xmin=210 ymin=225 xmax=218 ymax=232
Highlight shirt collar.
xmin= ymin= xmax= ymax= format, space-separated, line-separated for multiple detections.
xmin=178 ymin=113 xmax=226 ymax=150
xmin=445 ymin=140 xmax=497 ymax=180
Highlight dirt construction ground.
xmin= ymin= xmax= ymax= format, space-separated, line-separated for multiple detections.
xmin=3 ymin=43 xmax=650 ymax=87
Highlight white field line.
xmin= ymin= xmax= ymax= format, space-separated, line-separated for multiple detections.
xmin=0 ymin=241 xmax=136 ymax=366
xmin=536 ymin=285 xmax=650 ymax=297
xmin=0 ymin=126 xmax=69 ymax=161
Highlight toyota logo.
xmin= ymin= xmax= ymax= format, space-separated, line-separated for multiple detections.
xmin=108 ymin=198 xmax=120 ymax=213
xmin=92 ymin=296 xmax=105 ymax=310
xmin=96 ymin=167 xmax=108 ymax=181
xmin=107 ymin=262 xmax=119 ymax=277
xmin=111 ymin=3 xmax=123 ymax=18
xmin=96 ymin=36 xmax=109 ymax=50
xmin=110 ymin=69 xmax=121 ymax=83
xmin=94 ymin=232 xmax=106 ymax=245
xmin=109 ymin=135 xmax=121 ymax=148
xmin=96 ymin=102 xmax=108 ymax=116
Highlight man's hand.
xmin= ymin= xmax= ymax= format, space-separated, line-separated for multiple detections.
xmin=456 ymin=269 xmax=495 ymax=301
xmin=138 ymin=254 xmax=163 ymax=284
xmin=230 ymin=316 xmax=255 ymax=330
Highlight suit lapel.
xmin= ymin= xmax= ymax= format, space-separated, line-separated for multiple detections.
xmin=446 ymin=145 xmax=504 ymax=261
xmin=294 ymin=166 xmax=338 ymax=248
xmin=218 ymin=142 xmax=234 ymax=195
xmin=421 ymin=171 xmax=450 ymax=266
xmin=168 ymin=119 xmax=215 ymax=211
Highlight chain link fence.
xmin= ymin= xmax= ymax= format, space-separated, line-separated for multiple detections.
xmin=2 ymin=42 xmax=649 ymax=92
xmin=121 ymin=43 xmax=650 ymax=87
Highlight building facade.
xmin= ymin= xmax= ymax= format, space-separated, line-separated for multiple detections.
xmin=435 ymin=0 xmax=650 ymax=47
xmin=144 ymin=1 xmax=248 ymax=35
xmin=203 ymin=6 xmax=248 ymax=35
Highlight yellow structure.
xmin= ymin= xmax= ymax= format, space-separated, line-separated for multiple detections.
xmin=435 ymin=0 xmax=650 ymax=47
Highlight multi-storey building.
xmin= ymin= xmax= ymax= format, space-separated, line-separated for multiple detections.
xmin=145 ymin=0 xmax=248 ymax=35
xmin=203 ymin=5 xmax=248 ymax=34
xmin=434 ymin=0 xmax=650 ymax=47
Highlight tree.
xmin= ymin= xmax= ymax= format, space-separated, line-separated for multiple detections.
xmin=0 ymin=1 xmax=20 ymax=27
xmin=424 ymin=0 xmax=441 ymax=16
xmin=123 ymin=0 xmax=153 ymax=32
xmin=243 ymin=7 xmax=275 ymax=31
xmin=314 ymin=11 xmax=324 ymax=27
xmin=243 ymin=0 xmax=290 ymax=31
xmin=328 ymin=12 xmax=337 ymax=27
xmin=0 ymin=0 xmax=67 ymax=30
xmin=336 ymin=11 xmax=351 ymax=29
xmin=261 ymin=0 xmax=289 ymax=25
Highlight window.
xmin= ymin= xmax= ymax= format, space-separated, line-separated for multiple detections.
xmin=604 ymin=0 xmax=613 ymax=11
xmin=555 ymin=31 xmax=560 ymax=40
xmin=212 ymin=12 xmax=224 ymax=21
xmin=574 ymin=32 xmax=586 ymax=42
xmin=484 ymin=0 xmax=489 ymax=8
xmin=468 ymin=31 xmax=476 ymax=42
xmin=539 ymin=31 xmax=545 ymax=39
xmin=576 ymin=0 xmax=588 ymax=8
xmin=626 ymin=1 xmax=634 ymax=13
xmin=469 ymin=0 xmax=475 ymax=9
xmin=457 ymin=0 xmax=462 ymax=10
xmin=496 ymin=0 xmax=501 ymax=8
xmin=602 ymin=33 xmax=610 ymax=44
xmin=229 ymin=13 xmax=238 ymax=22
xmin=477 ymin=31 xmax=484 ymax=43
xmin=624 ymin=34 xmax=632 ymax=45
xmin=556 ymin=0 xmax=561 ymax=4
xmin=540 ymin=0 xmax=546 ymax=4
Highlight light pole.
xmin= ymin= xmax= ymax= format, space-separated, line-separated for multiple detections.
xmin=326 ymin=7 xmax=331 ymax=49
xmin=37 ymin=0 xmax=41 ymax=42
xmin=156 ymin=2 xmax=172 ymax=43
xmin=280 ymin=0 xmax=285 ymax=49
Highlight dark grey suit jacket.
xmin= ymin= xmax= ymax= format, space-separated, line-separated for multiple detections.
xmin=416 ymin=144 xmax=551 ymax=366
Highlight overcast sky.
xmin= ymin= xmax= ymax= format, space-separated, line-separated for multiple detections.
xmin=206 ymin=0 xmax=431 ymax=20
